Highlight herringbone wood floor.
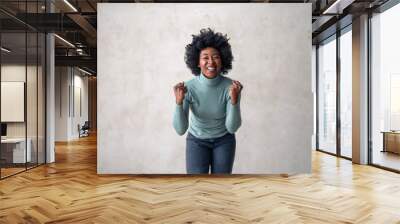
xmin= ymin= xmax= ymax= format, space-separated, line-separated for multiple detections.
xmin=1 ymin=134 xmax=400 ymax=224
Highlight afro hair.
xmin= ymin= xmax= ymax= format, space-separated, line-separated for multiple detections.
xmin=184 ymin=28 xmax=233 ymax=76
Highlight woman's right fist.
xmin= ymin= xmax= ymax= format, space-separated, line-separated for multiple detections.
xmin=173 ymin=82 xmax=187 ymax=105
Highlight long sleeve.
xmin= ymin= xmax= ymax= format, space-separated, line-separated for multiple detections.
xmin=173 ymin=95 xmax=190 ymax=135
xmin=225 ymin=94 xmax=242 ymax=134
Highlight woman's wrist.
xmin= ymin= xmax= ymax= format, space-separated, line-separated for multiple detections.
xmin=231 ymin=98 xmax=238 ymax=105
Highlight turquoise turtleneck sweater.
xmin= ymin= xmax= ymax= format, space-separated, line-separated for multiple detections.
xmin=173 ymin=73 xmax=242 ymax=139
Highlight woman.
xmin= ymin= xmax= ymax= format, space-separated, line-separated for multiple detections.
xmin=173 ymin=28 xmax=243 ymax=174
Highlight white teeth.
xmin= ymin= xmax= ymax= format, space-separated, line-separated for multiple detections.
xmin=207 ymin=67 xmax=215 ymax=71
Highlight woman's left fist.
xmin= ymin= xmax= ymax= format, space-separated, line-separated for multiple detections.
xmin=229 ymin=80 xmax=243 ymax=105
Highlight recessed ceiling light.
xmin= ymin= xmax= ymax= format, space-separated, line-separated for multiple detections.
xmin=54 ymin=34 xmax=75 ymax=48
xmin=78 ymin=67 xmax=93 ymax=76
xmin=1 ymin=47 xmax=11 ymax=53
xmin=63 ymin=0 xmax=78 ymax=12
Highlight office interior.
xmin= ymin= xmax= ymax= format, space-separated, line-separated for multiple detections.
xmin=0 ymin=0 xmax=97 ymax=179
xmin=0 ymin=0 xmax=399 ymax=222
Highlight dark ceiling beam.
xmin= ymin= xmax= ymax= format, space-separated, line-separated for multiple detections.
xmin=12 ymin=13 xmax=82 ymax=32
xmin=0 ymin=8 xmax=38 ymax=31
xmin=312 ymin=15 xmax=335 ymax=33
xmin=55 ymin=55 xmax=96 ymax=69
xmin=2 ymin=12 xmax=96 ymax=48
xmin=312 ymin=14 xmax=352 ymax=44
xmin=56 ymin=47 xmax=97 ymax=57
xmin=67 ymin=13 xmax=97 ymax=46
xmin=86 ymin=0 xmax=97 ymax=11
xmin=0 ymin=18 xmax=27 ymax=31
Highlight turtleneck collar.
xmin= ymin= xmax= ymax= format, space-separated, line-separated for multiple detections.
xmin=199 ymin=72 xmax=222 ymax=86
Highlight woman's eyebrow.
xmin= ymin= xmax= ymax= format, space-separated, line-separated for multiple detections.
xmin=200 ymin=53 xmax=219 ymax=56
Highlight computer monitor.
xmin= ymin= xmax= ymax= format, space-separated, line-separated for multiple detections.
xmin=1 ymin=123 xmax=7 ymax=137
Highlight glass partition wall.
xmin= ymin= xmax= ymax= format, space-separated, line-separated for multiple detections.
xmin=0 ymin=2 xmax=46 ymax=179
xmin=0 ymin=31 xmax=27 ymax=177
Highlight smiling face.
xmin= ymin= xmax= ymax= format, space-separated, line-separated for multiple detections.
xmin=198 ymin=47 xmax=222 ymax=79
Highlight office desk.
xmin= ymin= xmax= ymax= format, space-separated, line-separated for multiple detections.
xmin=382 ymin=131 xmax=400 ymax=154
xmin=1 ymin=138 xmax=31 ymax=163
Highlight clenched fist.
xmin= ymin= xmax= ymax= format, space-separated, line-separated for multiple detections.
xmin=229 ymin=80 xmax=243 ymax=105
xmin=173 ymin=82 xmax=187 ymax=105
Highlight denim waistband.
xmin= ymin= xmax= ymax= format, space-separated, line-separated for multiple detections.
xmin=187 ymin=131 xmax=234 ymax=142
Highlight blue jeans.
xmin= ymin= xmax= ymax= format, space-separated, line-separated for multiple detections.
xmin=186 ymin=132 xmax=236 ymax=174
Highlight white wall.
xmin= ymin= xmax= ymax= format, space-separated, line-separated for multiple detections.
xmin=1 ymin=65 xmax=41 ymax=138
xmin=98 ymin=3 xmax=313 ymax=174
xmin=55 ymin=67 xmax=89 ymax=141
xmin=55 ymin=67 xmax=69 ymax=141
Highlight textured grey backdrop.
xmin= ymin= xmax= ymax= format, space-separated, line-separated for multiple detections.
xmin=97 ymin=3 xmax=312 ymax=174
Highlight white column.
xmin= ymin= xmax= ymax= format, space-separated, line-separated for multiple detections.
xmin=55 ymin=67 xmax=74 ymax=141
xmin=45 ymin=0 xmax=55 ymax=163
xmin=46 ymin=33 xmax=55 ymax=163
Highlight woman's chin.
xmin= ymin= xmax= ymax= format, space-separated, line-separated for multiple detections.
xmin=204 ymin=72 xmax=218 ymax=79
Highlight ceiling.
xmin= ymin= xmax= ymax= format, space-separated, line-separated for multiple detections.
xmin=0 ymin=0 xmax=391 ymax=75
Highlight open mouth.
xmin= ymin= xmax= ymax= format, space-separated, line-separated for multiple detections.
xmin=207 ymin=67 xmax=216 ymax=72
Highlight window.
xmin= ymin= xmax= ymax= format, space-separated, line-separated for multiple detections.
xmin=318 ymin=36 xmax=337 ymax=154
xmin=371 ymin=3 xmax=400 ymax=171
xmin=340 ymin=28 xmax=352 ymax=158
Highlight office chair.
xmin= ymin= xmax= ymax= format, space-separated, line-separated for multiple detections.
xmin=79 ymin=121 xmax=90 ymax=138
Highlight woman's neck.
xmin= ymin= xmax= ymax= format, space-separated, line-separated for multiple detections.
xmin=199 ymin=72 xmax=222 ymax=86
